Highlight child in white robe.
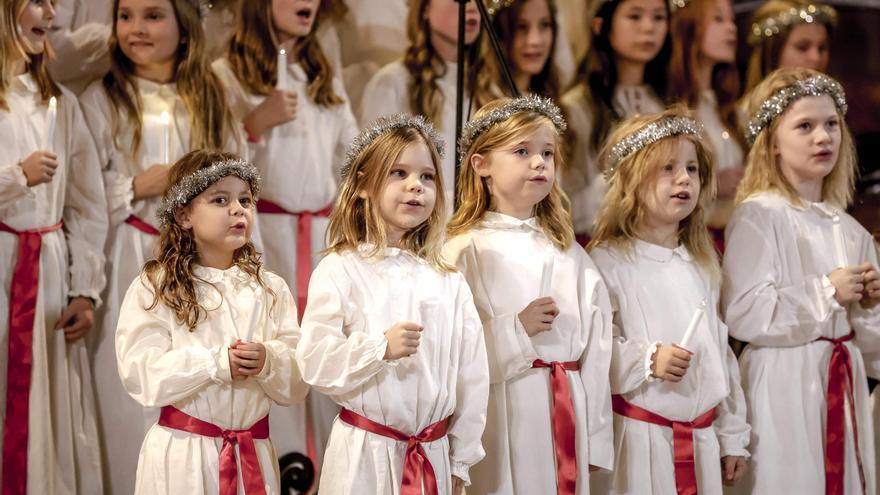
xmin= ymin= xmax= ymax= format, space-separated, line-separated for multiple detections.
xmin=0 ymin=1 xmax=108 ymax=493
xmin=723 ymin=69 xmax=880 ymax=495
xmin=443 ymin=95 xmax=614 ymax=495
xmin=116 ymin=150 xmax=308 ymax=495
xmin=296 ymin=114 xmax=489 ymax=495
xmin=588 ymin=106 xmax=750 ymax=494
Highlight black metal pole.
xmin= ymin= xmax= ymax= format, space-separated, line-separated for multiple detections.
xmin=473 ymin=0 xmax=519 ymax=98
xmin=454 ymin=0 xmax=467 ymax=208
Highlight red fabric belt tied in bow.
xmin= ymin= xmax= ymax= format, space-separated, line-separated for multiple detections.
xmin=1 ymin=220 xmax=63 ymax=495
xmin=339 ymin=408 xmax=450 ymax=495
xmin=124 ymin=214 xmax=160 ymax=236
xmin=256 ymin=199 xmax=331 ymax=322
xmin=532 ymin=359 xmax=580 ymax=495
xmin=815 ymin=332 xmax=866 ymax=495
xmin=612 ymin=395 xmax=715 ymax=495
xmin=158 ymin=406 xmax=269 ymax=495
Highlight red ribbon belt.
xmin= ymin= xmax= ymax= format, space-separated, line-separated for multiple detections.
xmin=158 ymin=406 xmax=269 ymax=495
xmin=815 ymin=332 xmax=867 ymax=495
xmin=1 ymin=220 xmax=63 ymax=495
xmin=532 ymin=359 xmax=580 ymax=495
xmin=124 ymin=214 xmax=160 ymax=236
xmin=256 ymin=199 xmax=331 ymax=322
xmin=339 ymin=408 xmax=450 ymax=495
xmin=612 ymin=395 xmax=715 ymax=495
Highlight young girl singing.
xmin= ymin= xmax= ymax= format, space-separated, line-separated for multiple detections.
xmin=560 ymin=0 xmax=671 ymax=240
xmin=444 ymin=95 xmax=614 ymax=494
xmin=0 ymin=0 xmax=108 ymax=493
xmin=79 ymin=1 xmax=243 ymax=490
xmin=588 ymin=106 xmax=750 ymax=494
xmin=116 ymin=150 xmax=309 ymax=495
xmin=296 ymin=114 xmax=489 ymax=495
xmin=723 ymin=68 xmax=880 ymax=494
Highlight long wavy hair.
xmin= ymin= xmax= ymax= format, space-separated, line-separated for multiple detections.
xmin=143 ymin=150 xmax=273 ymax=331
xmin=326 ymin=126 xmax=453 ymax=272
xmin=448 ymin=98 xmax=574 ymax=250
xmin=737 ymin=68 xmax=856 ymax=209
xmin=589 ymin=106 xmax=719 ymax=280
xmin=226 ymin=0 xmax=343 ymax=106
xmin=404 ymin=0 xmax=480 ymax=126
xmin=103 ymin=0 xmax=237 ymax=157
xmin=669 ymin=0 xmax=746 ymax=149
xmin=0 ymin=0 xmax=60 ymax=110
xmin=568 ymin=0 xmax=672 ymax=155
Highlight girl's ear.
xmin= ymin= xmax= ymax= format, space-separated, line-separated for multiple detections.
xmin=174 ymin=206 xmax=193 ymax=229
xmin=592 ymin=17 xmax=603 ymax=37
xmin=471 ymin=153 xmax=490 ymax=177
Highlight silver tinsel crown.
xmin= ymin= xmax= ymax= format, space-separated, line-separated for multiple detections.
xmin=605 ymin=116 xmax=702 ymax=179
xmin=341 ymin=114 xmax=445 ymax=178
xmin=746 ymin=74 xmax=847 ymax=146
xmin=748 ymin=4 xmax=837 ymax=46
xmin=458 ymin=94 xmax=566 ymax=162
xmin=157 ymin=158 xmax=262 ymax=226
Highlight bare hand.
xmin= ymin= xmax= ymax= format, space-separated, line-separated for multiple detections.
xmin=384 ymin=321 xmax=422 ymax=360
xmin=20 ymin=150 xmax=59 ymax=187
xmin=229 ymin=341 xmax=267 ymax=379
xmin=650 ymin=345 xmax=692 ymax=382
xmin=452 ymin=476 xmax=466 ymax=495
xmin=132 ymin=164 xmax=171 ymax=200
xmin=829 ymin=263 xmax=871 ymax=305
xmin=517 ymin=297 xmax=560 ymax=337
xmin=860 ymin=265 xmax=880 ymax=309
xmin=54 ymin=297 xmax=95 ymax=341
xmin=244 ymin=89 xmax=298 ymax=136
xmin=721 ymin=455 xmax=748 ymax=486
xmin=716 ymin=167 xmax=744 ymax=198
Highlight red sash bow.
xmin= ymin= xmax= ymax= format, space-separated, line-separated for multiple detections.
xmin=124 ymin=214 xmax=160 ymax=236
xmin=532 ymin=359 xmax=580 ymax=494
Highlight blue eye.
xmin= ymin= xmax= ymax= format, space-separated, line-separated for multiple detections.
xmin=514 ymin=148 xmax=528 ymax=156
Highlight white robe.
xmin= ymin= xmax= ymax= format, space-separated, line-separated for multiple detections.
xmin=79 ymin=75 xmax=244 ymax=495
xmin=590 ymin=240 xmax=750 ymax=494
xmin=560 ymin=84 xmax=664 ymax=234
xmin=212 ymin=57 xmax=358 ymax=473
xmin=696 ymin=90 xmax=744 ymax=229
xmin=443 ymin=212 xmax=614 ymax=494
xmin=116 ymin=266 xmax=309 ymax=495
xmin=47 ymin=0 xmax=111 ymax=94
xmin=0 ymin=74 xmax=107 ymax=494
xmin=722 ymin=192 xmax=880 ymax=494
xmin=295 ymin=246 xmax=489 ymax=494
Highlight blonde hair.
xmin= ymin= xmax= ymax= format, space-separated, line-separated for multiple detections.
xmin=143 ymin=150 xmax=274 ymax=331
xmin=103 ymin=0 xmax=237 ymax=157
xmin=226 ymin=0 xmax=343 ymax=106
xmin=738 ymin=68 xmax=856 ymax=209
xmin=0 ymin=0 xmax=60 ymax=110
xmin=589 ymin=106 xmax=720 ymax=279
xmin=326 ymin=127 xmax=453 ymax=272
xmin=448 ymin=98 xmax=574 ymax=250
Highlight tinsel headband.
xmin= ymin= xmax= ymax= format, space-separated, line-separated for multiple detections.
xmin=156 ymin=158 xmax=262 ymax=226
xmin=458 ymin=94 xmax=567 ymax=162
xmin=746 ymin=73 xmax=847 ymax=146
xmin=604 ymin=116 xmax=702 ymax=179
xmin=485 ymin=0 xmax=516 ymax=18
xmin=341 ymin=114 xmax=445 ymax=178
xmin=748 ymin=3 xmax=837 ymax=46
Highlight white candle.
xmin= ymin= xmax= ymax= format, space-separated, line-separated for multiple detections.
xmin=679 ymin=299 xmax=707 ymax=350
xmin=159 ymin=110 xmax=171 ymax=164
xmin=277 ymin=48 xmax=287 ymax=88
xmin=539 ymin=255 xmax=554 ymax=298
xmin=832 ymin=215 xmax=847 ymax=268
xmin=42 ymin=96 xmax=57 ymax=150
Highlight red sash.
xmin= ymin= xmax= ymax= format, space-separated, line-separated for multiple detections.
xmin=339 ymin=408 xmax=450 ymax=495
xmin=158 ymin=406 xmax=269 ymax=495
xmin=124 ymin=214 xmax=160 ymax=236
xmin=612 ymin=395 xmax=715 ymax=495
xmin=815 ymin=332 xmax=867 ymax=495
xmin=256 ymin=199 xmax=331 ymax=322
xmin=0 ymin=220 xmax=63 ymax=495
xmin=532 ymin=359 xmax=580 ymax=494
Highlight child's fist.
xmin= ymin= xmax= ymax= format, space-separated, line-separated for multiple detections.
xmin=517 ymin=297 xmax=560 ymax=337
xmin=229 ymin=341 xmax=266 ymax=379
xmin=384 ymin=321 xmax=423 ymax=360
xmin=829 ymin=263 xmax=870 ymax=305
xmin=650 ymin=345 xmax=692 ymax=382
xmin=721 ymin=455 xmax=748 ymax=486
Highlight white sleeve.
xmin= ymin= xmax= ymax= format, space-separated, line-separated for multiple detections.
xmin=115 ymin=277 xmax=233 ymax=408
xmin=0 ymin=163 xmax=33 ymax=213
xmin=851 ymin=236 xmax=880 ymax=352
xmin=359 ymin=65 xmax=407 ymax=125
xmin=332 ymin=90 xmax=360 ymax=179
xmin=256 ymin=279 xmax=310 ymax=405
xmin=447 ymin=278 xmax=489 ymax=485
xmin=722 ymin=207 xmax=838 ymax=346
xmin=711 ymin=307 xmax=751 ymax=457
xmin=62 ymin=93 xmax=108 ymax=304
xmin=295 ymin=257 xmax=392 ymax=396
